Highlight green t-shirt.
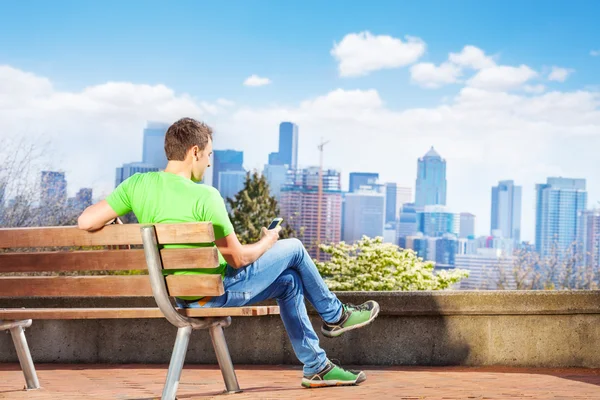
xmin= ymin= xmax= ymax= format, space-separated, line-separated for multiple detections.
xmin=105 ymin=171 xmax=234 ymax=277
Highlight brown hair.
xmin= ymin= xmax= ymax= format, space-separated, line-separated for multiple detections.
xmin=164 ymin=118 xmax=213 ymax=161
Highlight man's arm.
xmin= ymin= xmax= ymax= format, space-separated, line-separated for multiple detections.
xmin=78 ymin=200 xmax=119 ymax=231
xmin=215 ymin=226 xmax=282 ymax=269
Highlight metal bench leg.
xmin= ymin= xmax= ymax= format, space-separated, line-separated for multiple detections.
xmin=209 ymin=324 xmax=241 ymax=394
xmin=9 ymin=322 xmax=40 ymax=390
xmin=162 ymin=326 xmax=192 ymax=400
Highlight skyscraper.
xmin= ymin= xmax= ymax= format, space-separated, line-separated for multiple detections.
xmin=396 ymin=202 xmax=418 ymax=242
xmin=579 ymin=209 xmax=600 ymax=269
xmin=415 ymin=147 xmax=446 ymax=208
xmin=384 ymin=183 xmax=413 ymax=224
xmin=435 ymin=234 xmax=459 ymax=267
xmin=491 ymin=180 xmax=522 ymax=241
xmin=269 ymin=122 xmax=299 ymax=169
xmin=219 ymin=171 xmax=247 ymax=205
xmin=456 ymin=248 xmax=516 ymax=290
xmin=67 ymin=188 xmax=93 ymax=212
xmin=417 ymin=205 xmax=459 ymax=237
xmin=535 ymin=177 xmax=587 ymax=258
xmin=263 ymin=164 xmax=290 ymax=200
xmin=278 ymin=122 xmax=299 ymax=169
xmin=115 ymin=162 xmax=159 ymax=187
xmin=342 ymin=189 xmax=385 ymax=243
xmin=212 ymin=150 xmax=244 ymax=191
xmin=349 ymin=172 xmax=379 ymax=193
xmin=280 ymin=168 xmax=342 ymax=259
xmin=459 ymin=212 xmax=476 ymax=238
xmin=40 ymin=171 xmax=67 ymax=207
xmin=142 ymin=122 xmax=170 ymax=169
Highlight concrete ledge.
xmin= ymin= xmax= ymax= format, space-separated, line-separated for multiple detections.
xmin=2 ymin=291 xmax=600 ymax=367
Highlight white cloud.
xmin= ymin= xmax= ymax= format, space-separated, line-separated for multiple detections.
xmin=243 ymin=75 xmax=271 ymax=87
xmin=448 ymin=45 xmax=496 ymax=70
xmin=410 ymin=62 xmax=462 ymax=88
xmin=548 ymin=66 xmax=574 ymax=82
xmin=467 ymin=65 xmax=538 ymax=91
xmin=331 ymin=31 xmax=426 ymax=77
xmin=591 ymin=50 xmax=600 ymax=57
xmin=2 ymin=64 xmax=600 ymax=244
xmin=409 ymin=46 xmax=496 ymax=89
xmin=217 ymin=98 xmax=235 ymax=107
xmin=524 ymin=84 xmax=546 ymax=94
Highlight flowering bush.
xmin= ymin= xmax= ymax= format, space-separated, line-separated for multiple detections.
xmin=316 ymin=236 xmax=469 ymax=291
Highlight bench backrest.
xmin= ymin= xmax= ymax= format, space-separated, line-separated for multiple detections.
xmin=0 ymin=223 xmax=224 ymax=298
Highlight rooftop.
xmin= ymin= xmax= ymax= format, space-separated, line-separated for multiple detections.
xmin=1 ymin=364 xmax=599 ymax=399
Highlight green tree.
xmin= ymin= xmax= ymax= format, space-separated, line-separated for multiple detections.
xmin=227 ymin=171 xmax=297 ymax=244
xmin=316 ymin=236 xmax=469 ymax=291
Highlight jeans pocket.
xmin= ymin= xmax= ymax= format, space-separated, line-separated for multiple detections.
xmin=225 ymin=291 xmax=252 ymax=307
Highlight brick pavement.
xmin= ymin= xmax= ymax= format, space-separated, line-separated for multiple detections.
xmin=1 ymin=364 xmax=600 ymax=400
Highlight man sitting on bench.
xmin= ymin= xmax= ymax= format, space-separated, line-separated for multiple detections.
xmin=78 ymin=117 xmax=380 ymax=388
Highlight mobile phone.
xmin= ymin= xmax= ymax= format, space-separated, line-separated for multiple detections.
xmin=268 ymin=217 xmax=283 ymax=230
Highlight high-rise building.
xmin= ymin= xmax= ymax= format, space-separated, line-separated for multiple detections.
xmin=435 ymin=234 xmax=459 ymax=267
xmin=67 ymin=188 xmax=93 ymax=212
xmin=456 ymin=248 xmax=516 ymax=290
xmin=342 ymin=189 xmax=385 ymax=243
xmin=579 ymin=209 xmax=600 ymax=269
xmin=142 ymin=122 xmax=170 ymax=169
xmin=349 ymin=172 xmax=379 ymax=193
xmin=219 ymin=171 xmax=247 ymax=205
xmin=417 ymin=205 xmax=459 ymax=237
xmin=269 ymin=122 xmax=299 ymax=169
xmin=402 ymin=233 xmax=429 ymax=260
xmin=457 ymin=237 xmax=479 ymax=255
xmin=280 ymin=168 xmax=342 ymax=259
xmin=212 ymin=150 xmax=244 ymax=191
xmin=535 ymin=177 xmax=587 ymax=258
xmin=384 ymin=183 xmax=413 ymax=224
xmin=279 ymin=122 xmax=299 ymax=169
xmin=459 ymin=212 xmax=476 ymax=238
xmin=491 ymin=180 xmax=522 ymax=241
xmin=115 ymin=162 xmax=159 ymax=187
xmin=40 ymin=171 xmax=67 ymax=207
xmin=396 ymin=202 xmax=418 ymax=243
xmin=263 ymin=164 xmax=290 ymax=200
xmin=415 ymin=147 xmax=446 ymax=208
xmin=477 ymin=232 xmax=515 ymax=256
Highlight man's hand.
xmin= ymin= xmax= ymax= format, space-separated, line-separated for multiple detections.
xmin=260 ymin=225 xmax=282 ymax=249
xmin=216 ymin=225 xmax=282 ymax=269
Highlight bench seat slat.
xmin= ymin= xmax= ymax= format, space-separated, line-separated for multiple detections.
xmin=0 ymin=276 xmax=225 ymax=297
xmin=0 ymin=223 xmax=214 ymax=249
xmin=0 ymin=248 xmax=220 ymax=273
xmin=0 ymin=306 xmax=280 ymax=319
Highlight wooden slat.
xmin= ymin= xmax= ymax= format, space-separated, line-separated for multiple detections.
xmin=0 ymin=275 xmax=224 ymax=297
xmin=0 ymin=306 xmax=280 ymax=320
xmin=0 ymin=248 xmax=220 ymax=273
xmin=0 ymin=223 xmax=215 ymax=249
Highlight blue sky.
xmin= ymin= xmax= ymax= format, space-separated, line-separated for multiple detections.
xmin=0 ymin=1 xmax=599 ymax=241
xmin=1 ymin=0 xmax=598 ymax=107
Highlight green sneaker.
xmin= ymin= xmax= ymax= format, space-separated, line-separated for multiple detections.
xmin=301 ymin=360 xmax=366 ymax=388
xmin=321 ymin=300 xmax=380 ymax=338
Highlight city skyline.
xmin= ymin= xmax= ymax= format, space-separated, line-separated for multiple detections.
xmin=1 ymin=1 xmax=599 ymax=242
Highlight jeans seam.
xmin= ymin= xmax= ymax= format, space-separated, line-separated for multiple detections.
xmin=293 ymin=288 xmax=322 ymax=370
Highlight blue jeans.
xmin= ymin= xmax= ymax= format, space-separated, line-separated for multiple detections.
xmin=175 ymin=238 xmax=344 ymax=375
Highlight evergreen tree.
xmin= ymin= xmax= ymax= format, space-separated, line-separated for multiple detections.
xmin=227 ymin=171 xmax=297 ymax=244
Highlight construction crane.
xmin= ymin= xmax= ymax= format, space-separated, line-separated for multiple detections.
xmin=316 ymin=138 xmax=329 ymax=261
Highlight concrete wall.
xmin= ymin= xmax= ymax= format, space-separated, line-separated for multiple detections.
xmin=2 ymin=291 xmax=600 ymax=367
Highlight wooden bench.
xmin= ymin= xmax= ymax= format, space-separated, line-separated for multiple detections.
xmin=0 ymin=222 xmax=279 ymax=399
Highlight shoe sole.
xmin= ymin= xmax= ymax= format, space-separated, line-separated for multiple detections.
xmin=301 ymin=373 xmax=367 ymax=388
xmin=321 ymin=303 xmax=380 ymax=338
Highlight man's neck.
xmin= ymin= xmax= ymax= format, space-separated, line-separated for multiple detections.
xmin=164 ymin=161 xmax=192 ymax=180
